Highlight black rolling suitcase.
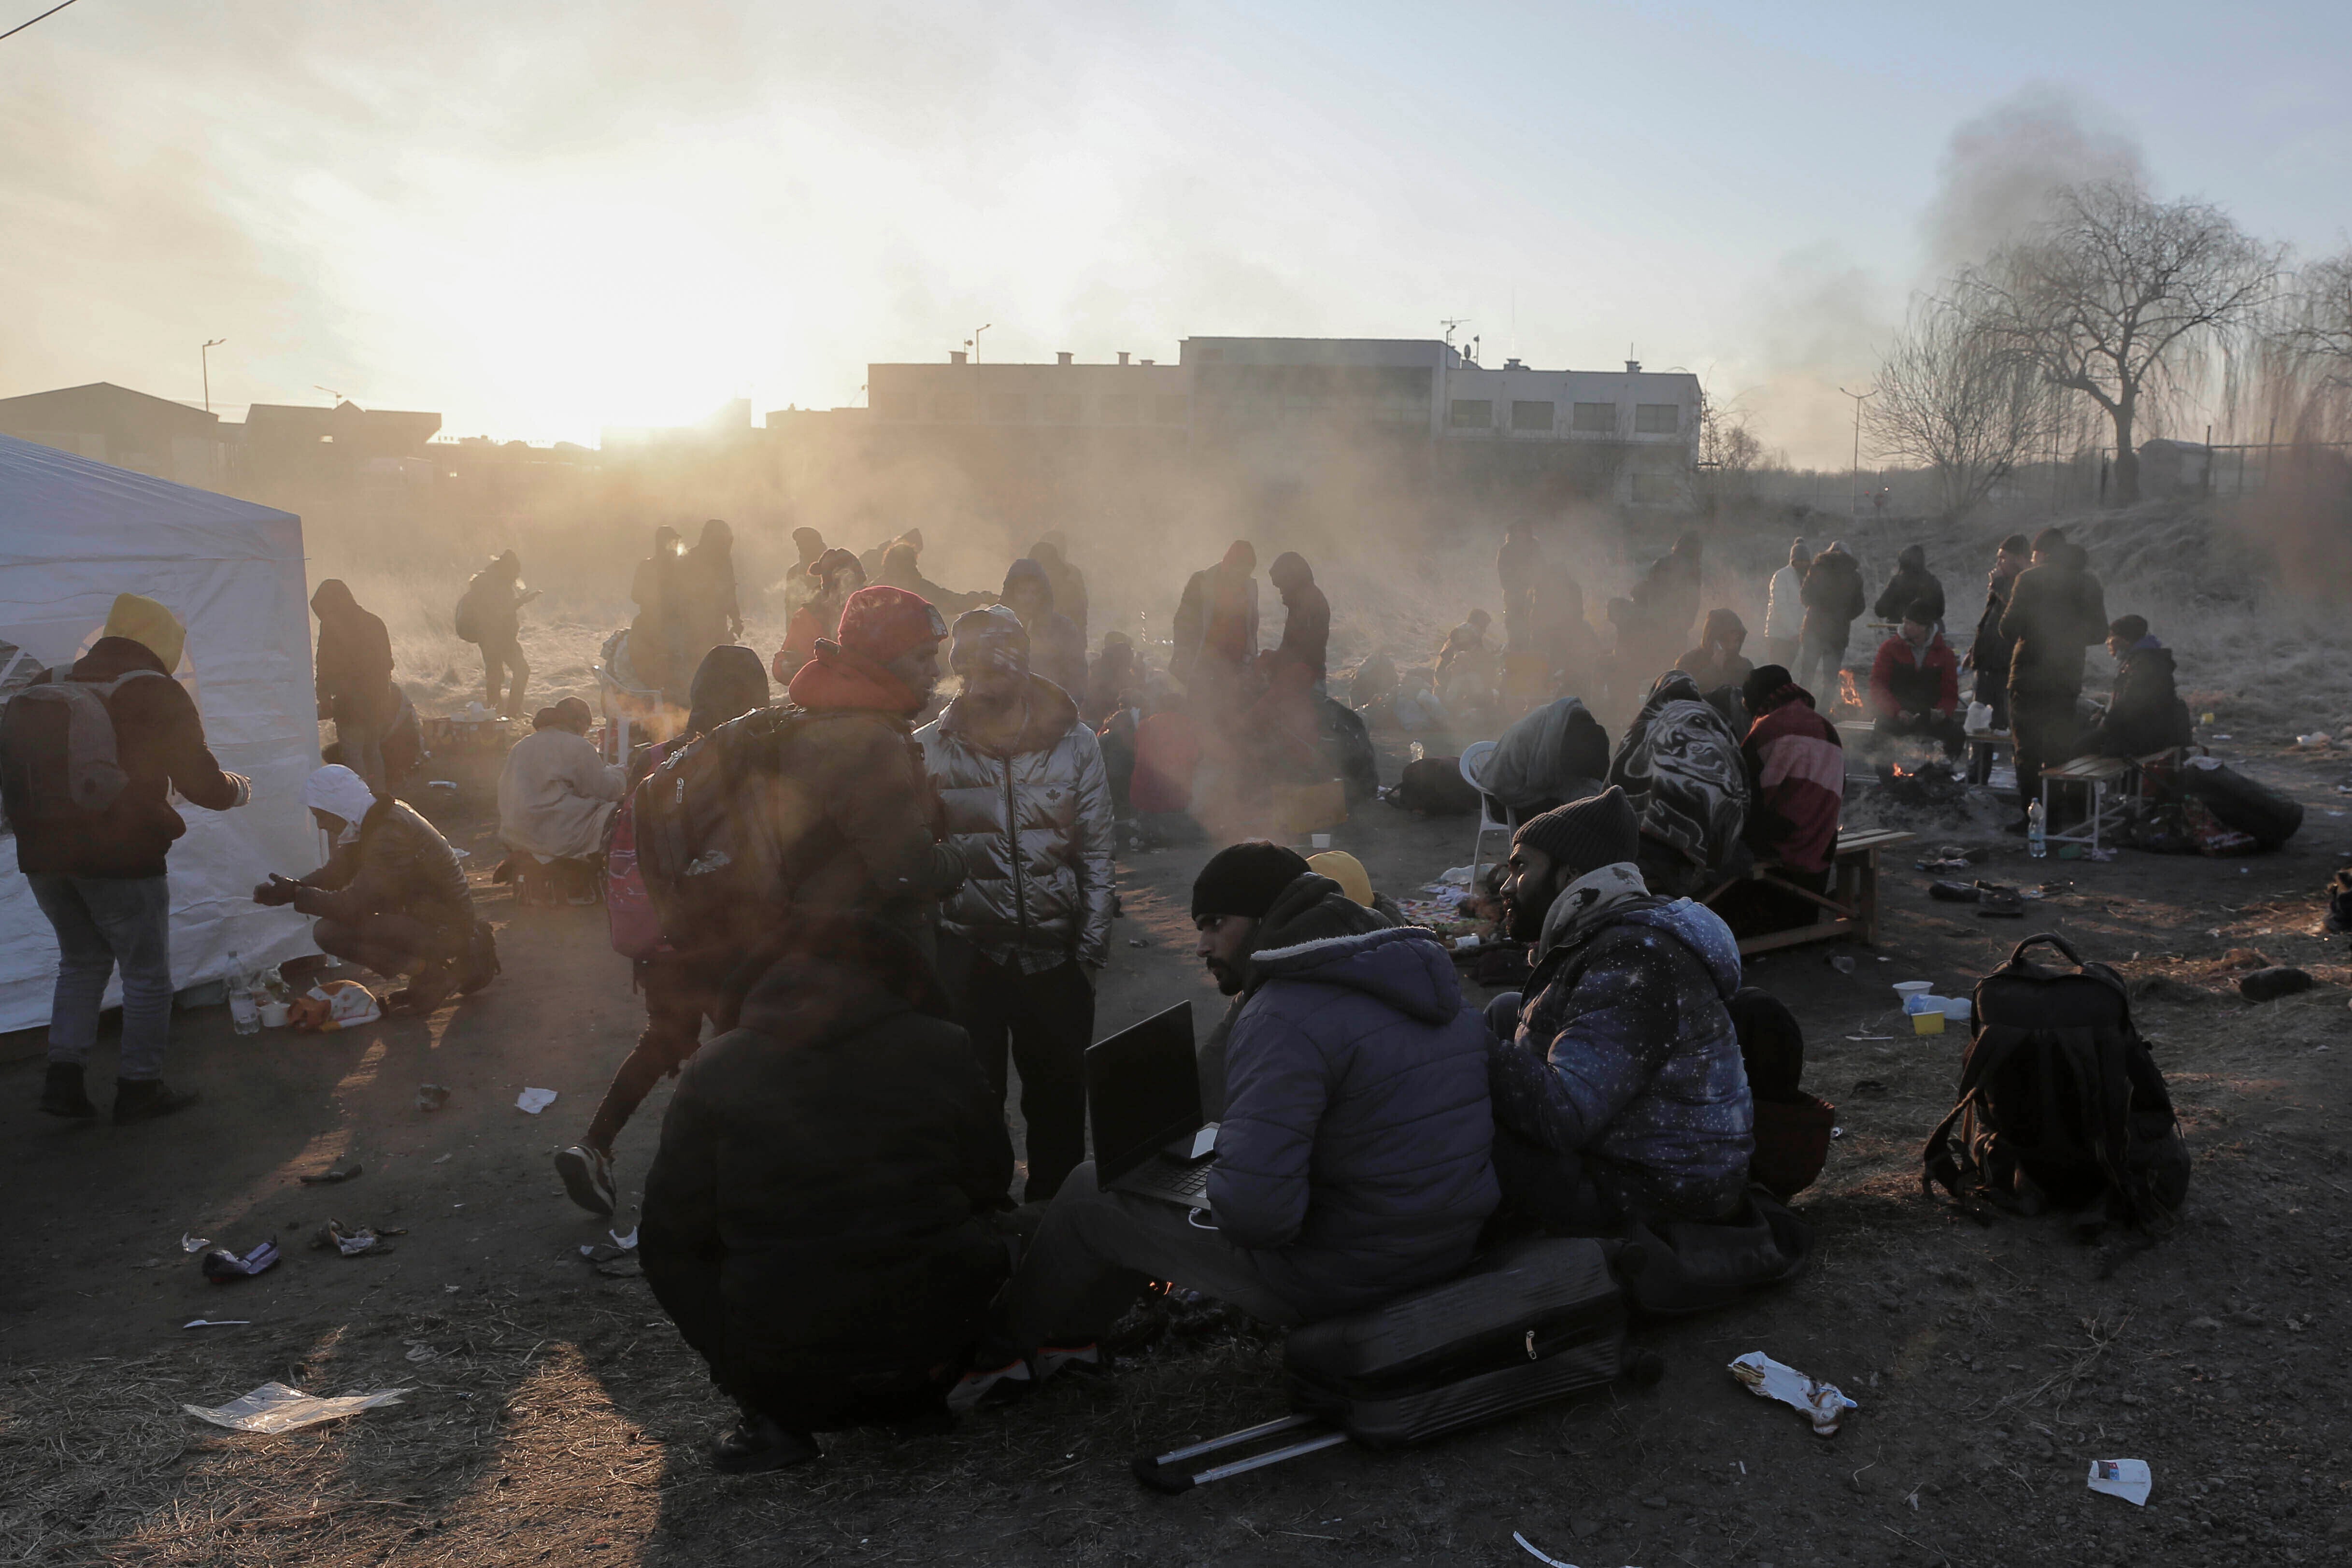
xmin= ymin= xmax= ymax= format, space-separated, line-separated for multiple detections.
xmin=1134 ymin=1237 xmax=1647 ymax=1491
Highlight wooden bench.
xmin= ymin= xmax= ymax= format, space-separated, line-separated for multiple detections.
xmin=1964 ymin=726 xmax=2012 ymax=786
xmin=1701 ymin=827 xmax=1917 ymax=956
xmin=2041 ymin=753 xmax=2134 ymax=854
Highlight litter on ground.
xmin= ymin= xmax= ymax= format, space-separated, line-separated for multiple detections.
xmin=1728 ymin=1351 xmax=1858 ymax=1436
xmin=183 ymin=1382 xmax=411 ymax=1435
xmin=516 ymin=1087 xmax=559 ymax=1114
xmin=2086 ymin=1457 xmax=2152 ymax=1506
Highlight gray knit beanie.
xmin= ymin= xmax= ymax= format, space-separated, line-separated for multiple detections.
xmin=1511 ymin=786 xmax=1640 ymax=879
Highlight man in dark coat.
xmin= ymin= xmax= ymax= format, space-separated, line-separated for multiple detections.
xmin=311 ymin=579 xmax=398 ymax=791
xmin=1872 ymin=543 xmax=1945 ymax=627
xmin=999 ymin=842 xmax=1498 ymax=1358
xmin=1999 ymin=527 xmax=2108 ymax=822
xmin=1625 ymin=531 xmax=1704 ymax=677
xmin=1674 ymin=608 xmax=1754 ymax=706
xmin=998 ymin=558 xmax=1088 ymax=697
xmin=2083 ymin=616 xmax=2193 ymax=758
xmin=1027 ymin=537 xmax=1089 ymax=646
xmin=1963 ymin=533 xmax=2030 ymax=731
xmin=1170 ymin=541 xmax=1259 ymax=714
xmin=4 ymin=596 xmax=249 ymax=1121
xmin=1266 ymin=551 xmax=1331 ymax=691
xmin=1796 ymin=543 xmax=1866 ymax=703
xmin=640 ymin=919 xmax=1015 ymax=1472
xmin=457 ymin=550 xmax=540 ymax=718
xmin=255 ymin=764 xmax=494 ymax=1015
xmin=1484 ymin=788 xmax=1753 ymax=1231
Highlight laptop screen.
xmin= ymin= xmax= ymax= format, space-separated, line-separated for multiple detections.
xmin=1085 ymin=1001 xmax=1200 ymax=1185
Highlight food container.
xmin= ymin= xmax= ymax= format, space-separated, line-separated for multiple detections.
xmin=1941 ymin=997 xmax=1972 ymax=1024
xmin=1892 ymin=981 xmax=1934 ymax=1007
xmin=258 ymin=999 xmax=291 ymax=1029
xmin=1903 ymin=992 xmax=1946 ymax=1015
xmin=1912 ymin=1009 xmax=1946 ymax=1035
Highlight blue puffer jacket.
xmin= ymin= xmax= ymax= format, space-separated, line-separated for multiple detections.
xmin=1211 ymin=925 xmax=1500 ymax=1320
xmin=1489 ymin=879 xmax=1753 ymax=1221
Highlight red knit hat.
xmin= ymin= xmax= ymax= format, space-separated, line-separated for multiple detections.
xmin=835 ymin=585 xmax=946 ymax=662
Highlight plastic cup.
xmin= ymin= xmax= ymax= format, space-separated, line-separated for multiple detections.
xmin=1892 ymin=981 xmax=1934 ymax=1007
xmin=258 ymin=1000 xmax=290 ymax=1029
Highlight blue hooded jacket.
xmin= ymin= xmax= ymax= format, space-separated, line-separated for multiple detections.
xmin=1489 ymin=879 xmax=1754 ymax=1221
xmin=1210 ymin=924 xmax=1499 ymax=1319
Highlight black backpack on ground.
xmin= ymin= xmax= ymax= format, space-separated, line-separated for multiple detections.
xmin=1393 ymin=755 xmax=1480 ymax=816
xmin=631 ymin=705 xmax=821 ymax=954
xmin=1921 ymin=933 xmax=2190 ymax=1233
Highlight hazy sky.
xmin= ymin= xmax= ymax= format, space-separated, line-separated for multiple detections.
xmin=5 ymin=0 xmax=2347 ymax=464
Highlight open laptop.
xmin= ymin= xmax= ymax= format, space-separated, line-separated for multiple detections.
xmin=1086 ymin=1001 xmax=1219 ymax=1209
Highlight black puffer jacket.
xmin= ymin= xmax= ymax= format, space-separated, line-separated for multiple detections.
xmin=294 ymin=796 xmax=472 ymax=938
xmin=1197 ymin=872 xmax=1392 ymax=1120
xmin=2085 ymin=642 xmax=2193 ymax=757
xmin=1872 ymin=546 xmax=1945 ymax=624
xmin=640 ymin=941 xmax=1013 ymax=1425
xmin=1797 ymin=549 xmax=1866 ymax=650
xmin=2000 ymin=557 xmax=2108 ymax=698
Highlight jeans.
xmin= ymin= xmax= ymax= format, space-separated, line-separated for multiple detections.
xmin=2010 ymin=688 xmax=2081 ymax=817
xmin=1797 ymin=635 xmax=1847 ymax=704
xmin=940 ymin=938 xmax=1095 ymax=1201
xmin=1004 ymin=1161 xmax=1303 ymax=1350
xmin=314 ymin=911 xmax=467 ymax=981
xmin=329 ymin=698 xmax=388 ymax=793
xmin=480 ymin=635 xmax=529 ymax=717
xmin=28 ymin=873 xmax=173 ymax=1080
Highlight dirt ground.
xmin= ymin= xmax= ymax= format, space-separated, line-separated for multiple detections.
xmin=7 ymin=727 xmax=2352 ymax=1568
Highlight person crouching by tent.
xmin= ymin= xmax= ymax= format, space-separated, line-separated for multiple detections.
xmin=640 ymin=916 xmax=1015 ymax=1472
xmin=3 ymin=594 xmax=249 ymax=1122
xmin=311 ymin=579 xmax=398 ymax=792
xmin=496 ymin=697 xmax=626 ymax=905
xmin=253 ymin=765 xmax=496 ymax=1015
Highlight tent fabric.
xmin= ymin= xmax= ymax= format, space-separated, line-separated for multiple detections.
xmin=0 ymin=433 xmax=318 ymax=1032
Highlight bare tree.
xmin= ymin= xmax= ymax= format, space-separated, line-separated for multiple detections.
xmin=1966 ymin=179 xmax=2278 ymax=505
xmin=2262 ymin=250 xmax=2352 ymax=442
xmin=1867 ymin=293 xmax=2049 ymax=520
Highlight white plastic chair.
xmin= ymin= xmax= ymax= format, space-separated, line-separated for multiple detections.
xmin=1460 ymin=741 xmax=1511 ymax=889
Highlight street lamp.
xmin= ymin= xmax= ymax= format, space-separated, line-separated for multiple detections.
xmin=1838 ymin=385 xmax=1873 ymax=520
xmin=200 ymin=339 xmax=226 ymax=413
xmin=966 ymin=324 xmax=991 ymax=363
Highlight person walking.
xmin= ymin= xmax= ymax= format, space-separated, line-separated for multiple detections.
xmin=1762 ymin=538 xmax=1809 ymax=670
xmin=917 ymin=606 xmax=1115 ymax=1203
xmin=1 ymin=595 xmax=249 ymax=1121
xmin=311 ymin=578 xmax=397 ymax=792
xmin=456 ymin=551 xmax=539 ymax=719
xmin=1796 ymin=542 xmax=1866 ymax=707
xmin=2000 ymin=528 xmax=2108 ymax=825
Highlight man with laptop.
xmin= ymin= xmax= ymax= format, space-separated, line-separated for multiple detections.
xmin=1000 ymin=842 xmax=1498 ymax=1358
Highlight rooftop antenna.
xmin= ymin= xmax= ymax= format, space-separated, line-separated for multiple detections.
xmin=314 ymin=384 xmax=346 ymax=405
xmin=1440 ymin=318 xmax=1470 ymax=351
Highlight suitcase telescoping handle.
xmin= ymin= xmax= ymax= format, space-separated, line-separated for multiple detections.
xmin=2003 ymin=932 xmax=2084 ymax=973
xmin=1131 ymin=1413 xmax=1349 ymax=1493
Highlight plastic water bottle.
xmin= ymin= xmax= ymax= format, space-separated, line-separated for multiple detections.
xmin=226 ymin=949 xmax=261 ymax=1034
xmin=2026 ymin=799 xmax=2047 ymax=860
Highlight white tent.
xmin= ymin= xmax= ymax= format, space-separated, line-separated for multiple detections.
xmin=0 ymin=432 xmax=318 ymax=1031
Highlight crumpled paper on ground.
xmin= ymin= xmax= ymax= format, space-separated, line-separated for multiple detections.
xmin=1727 ymin=1351 xmax=1858 ymax=1436
xmin=515 ymin=1087 xmax=558 ymax=1114
xmin=2087 ymin=1457 xmax=2152 ymax=1505
xmin=182 ymin=1382 xmax=410 ymax=1434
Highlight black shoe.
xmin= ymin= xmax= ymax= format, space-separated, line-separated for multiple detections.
xmin=554 ymin=1144 xmax=618 ymax=1217
xmin=113 ymin=1079 xmax=199 ymax=1123
xmin=40 ymin=1062 xmax=97 ymax=1118
xmin=710 ymin=1413 xmax=819 ymax=1473
xmin=456 ymin=921 xmax=500 ymax=995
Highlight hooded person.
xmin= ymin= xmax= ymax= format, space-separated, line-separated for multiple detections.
xmin=1674 ymin=608 xmax=1754 ymax=708
xmin=630 ymin=528 xmax=684 ymax=698
xmin=876 ymin=540 xmax=979 ymax=619
xmin=988 ymin=842 xmax=1497 ymax=1378
xmin=1266 ymin=551 xmax=1331 ymax=690
xmin=1473 ymin=696 xmax=1613 ymax=823
xmin=1762 ymin=538 xmax=1810 ymax=670
xmin=1608 ymin=670 xmax=1752 ymax=898
xmin=779 ymin=585 xmax=966 ymax=949
xmin=1795 ymin=542 xmax=1866 ymax=704
xmin=255 ymin=764 xmax=495 ymax=1016
xmin=496 ymin=694 xmax=626 ymax=864
xmin=1872 ymin=543 xmax=1945 ymax=627
xmin=639 ymin=915 xmax=1015 ymax=1473
xmin=456 ymin=550 xmax=540 ymax=718
xmin=2000 ymin=527 xmax=2108 ymax=822
xmin=1027 ymin=537 xmax=1089 ymax=646
xmin=997 ymin=557 xmax=1088 ymax=697
xmin=555 ymin=645 xmax=773 ymax=1218
xmin=1169 ymin=541 xmax=1260 ymax=713
xmin=2084 ymin=615 xmax=2193 ymax=758
xmin=311 ymin=578 xmax=398 ymax=791
xmin=1484 ymin=787 xmax=1753 ymax=1231
xmin=6 ymin=594 xmax=249 ymax=1122
xmin=676 ymin=518 xmax=744 ymax=663
xmin=774 ymin=547 xmax=867 ymax=682
xmin=917 ymin=606 xmax=1115 ymax=1201
xmin=1963 ymin=533 xmax=2032 ymax=741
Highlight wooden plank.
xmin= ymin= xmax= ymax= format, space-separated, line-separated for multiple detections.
xmin=1737 ymin=917 xmax=1858 ymax=956
xmin=2046 ymin=755 xmax=2130 ymax=781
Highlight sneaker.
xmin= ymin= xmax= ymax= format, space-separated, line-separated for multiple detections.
xmin=554 ymin=1144 xmax=617 ymax=1217
xmin=387 ymin=963 xmax=454 ymax=1016
xmin=113 ymin=1079 xmax=200 ymax=1124
xmin=456 ymin=921 xmax=501 ymax=995
xmin=710 ymin=1413 xmax=818 ymax=1473
xmin=945 ymin=1357 xmax=1032 ymax=1413
xmin=39 ymin=1062 xmax=97 ymax=1118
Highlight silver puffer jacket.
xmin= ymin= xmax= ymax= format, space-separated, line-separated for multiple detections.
xmin=916 ymin=676 xmax=1115 ymax=972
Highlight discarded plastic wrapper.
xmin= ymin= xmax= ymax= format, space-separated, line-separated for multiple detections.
xmin=311 ymin=1219 xmax=406 ymax=1257
xmin=416 ymin=1083 xmax=451 ymax=1111
xmin=2087 ymin=1457 xmax=2152 ymax=1505
xmin=289 ymin=980 xmax=382 ymax=1033
xmin=183 ymin=1381 xmax=411 ymax=1434
xmin=180 ymin=1232 xmax=210 ymax=1254
xmin=516 ymin=1087 xmax=558 ymax=1115
xmin=610 ymin=1226 xmax=639 ymax=1251
xmin=201 ymin=1240 xmax=280 ymax=1282
xmin=183 ymin=1319 xmax=251 ymax=1329
xmin=1435 ymin=865 xmax=1475 ymax=886
xmin=1728 ymin=1351 xmax=1857 ymax=1435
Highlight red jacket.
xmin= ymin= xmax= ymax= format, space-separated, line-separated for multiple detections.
xmin=1742 ymin=696 xmax=1845 ymax=874
xmin=1867 ymin=633 xmax=1959 ymax=721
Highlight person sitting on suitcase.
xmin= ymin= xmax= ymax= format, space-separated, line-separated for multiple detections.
xmin=1483 ymin=786 xmax=1753 ymax=1231
xmin=994 ymin=841 xmax=1498 ymax=1375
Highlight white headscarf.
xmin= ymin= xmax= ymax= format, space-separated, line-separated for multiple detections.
xmin=302 ymin=764 xmax=378 ymax=845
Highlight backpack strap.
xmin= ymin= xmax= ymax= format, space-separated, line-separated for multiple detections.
xmin=2002 ymin=932 xmax=2084 ymax=973
xmin=1919 ymin=1026 xmax=2029 ymax=1199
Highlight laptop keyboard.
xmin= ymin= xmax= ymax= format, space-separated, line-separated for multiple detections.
xmin=1157 ymin=1158 xmax=1212 ymax=1198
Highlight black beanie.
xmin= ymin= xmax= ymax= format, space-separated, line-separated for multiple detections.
xmin=1191 ymin=841 xmax=1311 ymax=920
xmin=1511 ymin=786 xmax=1640 ymax=879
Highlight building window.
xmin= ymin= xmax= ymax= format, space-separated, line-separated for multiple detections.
xmin=1042 ymin=394 xmax=1080 ymax=425
xmin=1099 ymin=394 xmax=1139 ymax=424
xmin=1570 ymin=402 xmax=1616 ymax=434
xmin=987 ymin=393 xmax=1030 ymax=424
xmin=1154 ymin=395 xmax=1190 ymax=425
xmin=1511 ymin=400 xmax=1555 ymax=432
xmin=1635 ymin=403 xmax=1681 ymax=434
xmin=1449 ymin=399 xmax=1493 ymax=429
xmin=1630 ymin=471 xmax=1679 ymax=504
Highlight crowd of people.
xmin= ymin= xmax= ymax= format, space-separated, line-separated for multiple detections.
xmin=1 ymin=506 xmax=2189 ymax=1476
